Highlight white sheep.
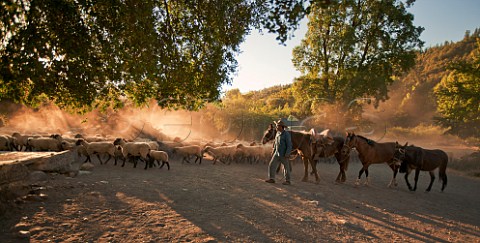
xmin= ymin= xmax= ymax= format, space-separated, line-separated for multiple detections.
xmin=149 ymin=150 xmax=170 ymax=170
xmin=62 ymin=140 xmax=98 ymax=164
xmin=52 ymin=134 xmax=78 ymax=144
xmin=74 ymin=142 xmax=92 ymax=163
xmin=172 ymin=145 xmax=203 ymax=164
xmin=27 ymin=136 xmax=63 ymax=152
xmin=11 ymin=132 xmax=31 ymax=151
xmin=146 ymin=141 xmax=159 ymax=151
xmin=75 ymin=139 xmax=116 ymax=165
xmin=113 ymin=138 xmax=151 ymax=169
xmin=132 ymin=138 xmax=160 ymax=151
xmin=236 ymin=144 xmax=268 ymax=164
xmin=0 ymin=135 xmax=12 ymax=151
xmin=75 ymin=133 xmax=110 ymax=142
xmin=203 ymin=145 xmax=238 ymax=164
xmin=114 ymin=145 xmax=126 ymax=166
xmin=60 ymin=140 xmax=75 ymax=151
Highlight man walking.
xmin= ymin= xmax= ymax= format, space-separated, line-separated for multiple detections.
xmin=265 ymin=119 xmax=293 ymax=185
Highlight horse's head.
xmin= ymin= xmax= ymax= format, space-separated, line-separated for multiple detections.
xmin=341 ymin=132 xmax=356 ymax=156
xmin=393 ymin=141 xmax=408 ymax=166
xmin=313 ymin=135 xmax=331 ymax=156
xmin=261 ymin=123 xmax=277 ymax=144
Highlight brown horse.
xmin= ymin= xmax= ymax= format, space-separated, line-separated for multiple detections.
xmin=262 ymin=124 xmax=319 ymax=182
xmin=393 ymin=142 xmax=448 ymax=192
xmin=341 ymin=132 xmax=399 ymax=187
xmin=312 ymin=135 xmax=350 ymax=183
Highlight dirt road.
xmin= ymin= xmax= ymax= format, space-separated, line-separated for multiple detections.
xmin=1 ymin=157 xmax=479 ymax=242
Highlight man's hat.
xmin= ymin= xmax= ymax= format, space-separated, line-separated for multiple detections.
xmin=274 ymin=119 xmax=287 ymax=127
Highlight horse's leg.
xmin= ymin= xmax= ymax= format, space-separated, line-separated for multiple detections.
xmin=310 ymin=158 xmax=320 ymax=183
xmin=388 ymin=165 xmax=399 ymax=188
xmin=426 ymin=171 xmax=435 ymax=192
xmin=356 ymin=167 xmax=365 ymax=186
xmin=302 ymin=157 xmax=309 ymax=182
xmin=441 ymin=171 xmax=447 ymax=192
xmin=364 ymin=169 xmax=370 ymax=185
xmin=335 ymin=171 xmax=342 ymax=183
xmin=335 ymin=162 xmax=344 ymax=183
xmin=404 ymin=171 xmax=413 ymax=191
xmin=413 ymin=168 xmax=420 ymax=191
xmin=335 ymin=153 xmax=347 ymax=183
xmin=310 ymin=159 xmax=317 ymax=175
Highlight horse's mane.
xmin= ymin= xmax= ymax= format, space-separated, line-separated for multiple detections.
xmin=356 ymin=135 xmax=375 ymax=145
xmin=289 ymin=130 xmax=310 ymax=135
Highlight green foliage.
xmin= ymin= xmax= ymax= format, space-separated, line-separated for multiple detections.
xmin=434 ymin=39 xmax=480 ymax=137
xmin=292 ymin=0 xmax=423 ymax=107
xmin=383 ymin=28 xmax=480 ymax=128
xmin=1 ymin=0 xmax=318 ymax=111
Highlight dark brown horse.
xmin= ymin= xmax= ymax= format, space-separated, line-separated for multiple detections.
xmin=393 ymin=142 xmax=448 ymax=192
xmin=262 ymin=124 xmax=319 ymax=182
xmin=341 ymin=132 xmax=399 ymax=187
xmin=312 ymin=136 xmax=350 ymax=183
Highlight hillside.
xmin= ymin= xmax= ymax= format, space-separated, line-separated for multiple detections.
xmin=237 ymin=28 xmax=480 ymax=130
xmin=379 ymin=28 xmax=480 ymax=127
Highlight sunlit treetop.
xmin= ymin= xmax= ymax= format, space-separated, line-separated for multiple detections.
xmin=0 ymin=0 xmax=333 ymax=111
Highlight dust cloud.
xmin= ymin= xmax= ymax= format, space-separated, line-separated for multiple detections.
xmin=0 ymin=100 xmax=224 ymax=143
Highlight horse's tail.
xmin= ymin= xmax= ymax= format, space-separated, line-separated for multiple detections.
xmin=439 ymin=151 xmax=448 ymax=191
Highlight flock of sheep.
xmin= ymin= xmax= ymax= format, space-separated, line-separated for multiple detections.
xmin=0 ymin=132 xmax=275 ymax=170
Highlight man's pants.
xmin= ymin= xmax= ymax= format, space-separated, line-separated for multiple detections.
xmin=268 ymin=155 xmax=291 ymax=181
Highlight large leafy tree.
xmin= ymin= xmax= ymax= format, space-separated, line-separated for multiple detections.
xmin=434 ymin=39 xmax=480 ymax=137
xmin=0 ymin=0 xmax=328 ymax=111
xmin=292 ymin=0 xmax=423 ymax=108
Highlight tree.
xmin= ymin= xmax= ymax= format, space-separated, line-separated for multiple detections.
xmin=292 ymin=0 xmax=423 ymax=108
xmin=434 ymin=39 xmax=480 ymax=137
xmin=1 ymin=0 xmax=323 ymax=111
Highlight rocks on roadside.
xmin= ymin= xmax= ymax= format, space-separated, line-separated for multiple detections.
xmin=17 ymin=230 xmax=31 ymax=239
xmin=80 ymin=162 xmax=95 ymax=171
xmin=28 ymin=171 xmax=49 ymax=182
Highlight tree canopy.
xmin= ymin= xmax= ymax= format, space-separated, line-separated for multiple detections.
xmin=434 ymin=38 xmax=480 ymax=137
xmin=1 ymin=0 xmax=328 ymax=111
xmin=292 ymin=0 xmax=423 ymax=108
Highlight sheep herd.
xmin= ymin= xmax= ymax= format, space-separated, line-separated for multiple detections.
xmin=0 ymin=132 xmax=275 ymax=171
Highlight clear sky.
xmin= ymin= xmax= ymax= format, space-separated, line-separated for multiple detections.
xmin=222 ymin=0 xmax=480 ymax=94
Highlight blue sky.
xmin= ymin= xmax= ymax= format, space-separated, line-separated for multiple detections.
xmin=222 ymin=0 xmax=480 ymax=94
